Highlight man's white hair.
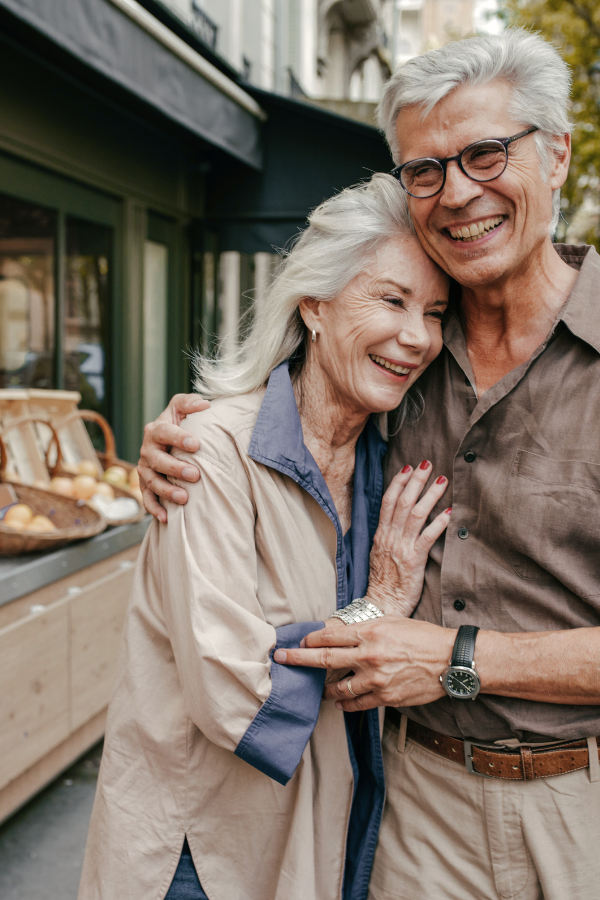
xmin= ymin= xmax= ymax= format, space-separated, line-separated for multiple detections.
xmin=193 ymin=174 xmax=415 ymax=400
xmin=377 ymin=29 xmax=573 ymax=233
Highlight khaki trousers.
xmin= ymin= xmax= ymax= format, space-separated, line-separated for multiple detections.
xmin=369 ymin=717 xmax=600 ymax=900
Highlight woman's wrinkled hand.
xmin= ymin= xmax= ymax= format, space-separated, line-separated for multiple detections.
xmin=138 ymin=394 xmax=210 ymax=523
xmin=324 ymin=667 xmax=353 ymax=686
xmin=365 ymin=461 xmax=450 ymax=617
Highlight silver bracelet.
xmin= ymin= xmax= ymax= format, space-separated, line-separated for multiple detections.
xmin=331 ymin=597 xmax=385 ymax=625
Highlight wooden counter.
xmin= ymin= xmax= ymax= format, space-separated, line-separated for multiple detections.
xmin=0 ymin=519 xmax=151 ymax=824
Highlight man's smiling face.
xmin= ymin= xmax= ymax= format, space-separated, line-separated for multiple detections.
xmin=396 ymin=80 xmax=571 ymax=289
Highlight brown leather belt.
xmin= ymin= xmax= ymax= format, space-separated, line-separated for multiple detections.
xmin=385 ymin=708 xmax=600 ymax=781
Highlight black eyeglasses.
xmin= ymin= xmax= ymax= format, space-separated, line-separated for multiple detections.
xmin=390 ymin=126 xmax=538 ymax=198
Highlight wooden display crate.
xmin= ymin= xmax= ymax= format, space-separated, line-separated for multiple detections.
xmin=0 ymin=388 xmax=113 ymax=481
xmin=0 ymin=390 xmax=53 ymax=485
xmin=0 ymin=389 xmax=143 ymax=527
xmin=27 ymin=389 xmax=104 ymax=477
xmin=0 ymin=543 xmax=140 ymax=824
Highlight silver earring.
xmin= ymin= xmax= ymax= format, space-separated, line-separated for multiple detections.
xmin=311 ymin=329 xmax=317 ymax=343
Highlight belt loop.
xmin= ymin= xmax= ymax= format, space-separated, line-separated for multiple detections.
xmin=520 ymin=746 xmax=534 ymax=780
xmin=587 ymin=737 xmax=599 ymax=783
xmin=398 ymin=714 xmax=408 ymax=754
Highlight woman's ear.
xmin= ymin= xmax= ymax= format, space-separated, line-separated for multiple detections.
xmin=298 ymin=297 xmax=323 ymax=332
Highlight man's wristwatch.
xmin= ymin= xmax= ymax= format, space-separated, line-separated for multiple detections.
xmin=440 ymin=625 xmax=481 ymax=700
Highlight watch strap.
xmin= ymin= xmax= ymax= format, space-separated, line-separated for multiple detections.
xmin=451 ymin=625 xmax=479 ymax=667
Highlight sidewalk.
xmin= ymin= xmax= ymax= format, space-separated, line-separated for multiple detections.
xmin=0 ymin=743 xmax=102 ymax=900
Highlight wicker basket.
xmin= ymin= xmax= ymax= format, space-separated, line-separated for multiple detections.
xmin=54 ymin=410 xmax=144 ymax=526
xmin=64 ymin=409 xmax=135 ymax=474
xmin=0 ymin=437 xmax=107 ymax=556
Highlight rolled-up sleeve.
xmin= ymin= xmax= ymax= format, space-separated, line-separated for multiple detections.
xmin=160 ymin=442 xmax=326 ymax=785
xmin=235 ymin=622 xmax=326 ymax=785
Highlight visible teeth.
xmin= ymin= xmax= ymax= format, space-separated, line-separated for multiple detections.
xmin=448 ymin=216 xmax=503 ymax=241
xmin=370 ymin=355 xmax=410 ymax=375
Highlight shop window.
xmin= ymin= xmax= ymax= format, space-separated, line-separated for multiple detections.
xmin=218 ymin=251 xmax=241 ymax=357
xmin=143 ymin=239 xmax=169 ymax=426
xmin=214 ymin=251 xmax=279 ymax=355
xmin=0 ymin=194 xmax=56 ymax=389
xmin=0 ymin=194 xmax=113 ymax=425
xmin=199 ymin=248 xmax=217 ymax=355
xmin=64 ymin=218 xmax=112 ymax=418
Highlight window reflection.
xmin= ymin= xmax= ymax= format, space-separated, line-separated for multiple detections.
xmin=215 ymin=250 xmax=279 ymax=355
xmin=0 ymin=194 xmax=56 ymax=389
xmin=64 ymin=219 xmax=112 ymax=417
xmin=143 ymin=239 xmax=168 ymax=427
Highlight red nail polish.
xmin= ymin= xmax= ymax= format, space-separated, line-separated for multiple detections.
xmin=402 ymin=464 xmax=412 ymax=473
xmin=436 ymin=476 xmax=446 ymax=484
xmin=445 ymin=508 xmax=452 ymax=515
xmin=419 ymin=460 xmax=430 ymax=470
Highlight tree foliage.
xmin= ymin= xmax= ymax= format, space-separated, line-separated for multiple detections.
xmin=501 ymin=0 xmax=600 ymax=248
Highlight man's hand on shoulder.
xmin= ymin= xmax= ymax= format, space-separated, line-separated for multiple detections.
xmin=138 ymin=393 xmax=210 ymax=523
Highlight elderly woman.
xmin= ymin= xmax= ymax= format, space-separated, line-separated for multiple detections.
xmin=78 ymin=175 xmax=450 ymax=900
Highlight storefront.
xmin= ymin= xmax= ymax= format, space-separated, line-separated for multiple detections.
xmin=0 ymin=0 xmax=392 ymax=824
xmin=0 ymin=0 xmax=262 ymax=461
xmin=0 ymin=0 xmax=392 ymax=460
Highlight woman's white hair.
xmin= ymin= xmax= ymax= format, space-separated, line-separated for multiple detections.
xmin=193 ymin=174 xmax=416 ymax=400
xmin=377 ymin=28 xmax=573 ymax=233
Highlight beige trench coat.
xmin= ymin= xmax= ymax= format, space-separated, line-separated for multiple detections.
xmin=78 ymin=387 xmax=359 ymax=900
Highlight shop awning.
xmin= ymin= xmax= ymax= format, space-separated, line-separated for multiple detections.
xmin=205 ymin=88 xmax=394 ymax=253
xmin=0 ymin=0 xmax=264 ymax=169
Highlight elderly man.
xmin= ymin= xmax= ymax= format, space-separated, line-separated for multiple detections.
xmin=138 ymin=29 xmax=600 ymax=900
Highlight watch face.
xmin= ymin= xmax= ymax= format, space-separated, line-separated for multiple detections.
xmin=446 ymin=668 xmax=479 ymax=698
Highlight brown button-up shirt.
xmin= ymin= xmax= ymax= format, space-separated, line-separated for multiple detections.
xmin=387 ymin=244 xmax=600 ymax=742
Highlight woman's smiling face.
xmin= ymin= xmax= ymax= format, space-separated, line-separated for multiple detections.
xmin=302 ymin=235 xmax=449 ymax=418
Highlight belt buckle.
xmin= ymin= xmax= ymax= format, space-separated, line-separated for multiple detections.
xmin=463 ymin=739 xmax=494 ymax=777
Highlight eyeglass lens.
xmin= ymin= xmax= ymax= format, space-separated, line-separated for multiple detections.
xmin=401 ymin=140 xmax=508 ymax=197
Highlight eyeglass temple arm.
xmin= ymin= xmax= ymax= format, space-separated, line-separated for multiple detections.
xmin=504 ymin=126 xmax=538 ymax=146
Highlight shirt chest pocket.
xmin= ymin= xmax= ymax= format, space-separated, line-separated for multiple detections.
xmin=505 ymin=450 xmax=600 ymax=587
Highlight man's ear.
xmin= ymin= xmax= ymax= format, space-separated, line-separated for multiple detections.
xmin=549 ymin=133 xmax=571 ymax=191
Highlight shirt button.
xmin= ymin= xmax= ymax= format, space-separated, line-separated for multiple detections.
xmin=458 ymin=527 xmax=469 ymax=540
xmin=464 ymin=450 xmax=476 ymax=463
xmin=454 ymin=598 xmax=466 ymax=611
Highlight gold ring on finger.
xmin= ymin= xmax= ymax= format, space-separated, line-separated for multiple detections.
xmin=347 ymin=679 xmax=357 ymax=697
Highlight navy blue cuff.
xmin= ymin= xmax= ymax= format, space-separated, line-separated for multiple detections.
xmin=234 ymin=621 xmax=326 ymax=785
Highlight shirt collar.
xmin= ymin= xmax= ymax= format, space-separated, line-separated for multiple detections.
xmin=555 ymin=244 xmax=600 ymax=355
xmin=249 ymin=360 xmax=386 ymax=517
xmin=248 ymin=360 xmax=323 ymax=499
xmin=248 ymin=361 xmax=387 ymax=603
xmin=442 ymin=244 xmax=600 ymax=362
